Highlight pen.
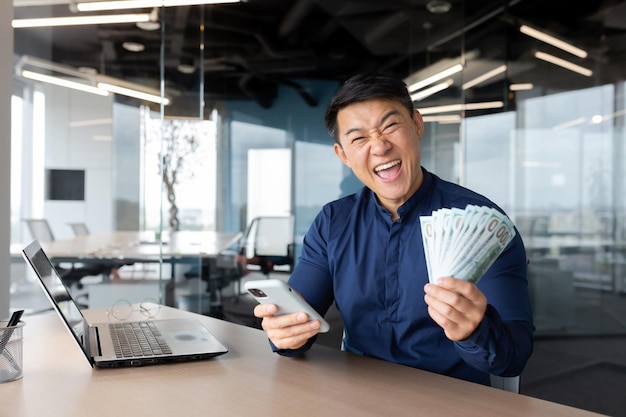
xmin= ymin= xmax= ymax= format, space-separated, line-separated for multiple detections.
xmin=0 ymin=310 xmax=25 ymax=371
xmin=7 ymin=310 xmax=24 ymax=327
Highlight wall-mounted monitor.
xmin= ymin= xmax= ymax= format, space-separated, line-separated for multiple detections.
xmin=46 ymin=169 xmax=85 ymax=201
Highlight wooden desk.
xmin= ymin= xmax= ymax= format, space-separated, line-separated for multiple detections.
xmin=2 ymin=307 xmax=603 ymax=417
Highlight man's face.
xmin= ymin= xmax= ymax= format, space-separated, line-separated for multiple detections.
xmin=333 ymin=98 xmax=424 ymax=214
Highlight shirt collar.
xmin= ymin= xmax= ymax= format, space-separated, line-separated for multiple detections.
xmin=367 ymin=167 xmax=434 ymax=221
xmin=396 ymin=167 xmax=433 ymax=219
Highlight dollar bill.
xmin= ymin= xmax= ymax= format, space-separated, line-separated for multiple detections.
xmin=419 ymin=215 xmax=434 ymax=281
xmin=420 ymin=204 xmax=516 ymax=284
xmin=449 ymin=214 xmax=516 ymax=282
xmin=442 ymin=205 xmax=492 ymax=274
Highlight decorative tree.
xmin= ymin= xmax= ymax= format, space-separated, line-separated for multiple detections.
xmin=150 ymin=119 xmax=200 ymax=232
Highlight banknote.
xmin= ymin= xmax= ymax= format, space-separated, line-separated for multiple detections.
xmin=419 ymin=215 xmax=434 ymax=280
xmin=419 ymin=205 xmax=516 ymax=284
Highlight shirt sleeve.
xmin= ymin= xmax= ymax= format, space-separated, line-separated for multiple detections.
xmin=453 ymin=232 xmax=534 ymax=377
xmin=454 ymin=305 xmax=533 ymax=376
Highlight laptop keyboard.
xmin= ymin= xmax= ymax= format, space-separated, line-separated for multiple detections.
xmin=109 ymin=322 xmax=173 ymax=358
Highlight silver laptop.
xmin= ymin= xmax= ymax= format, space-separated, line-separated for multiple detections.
xmin=22 ymin=240 xmax=228 ymax=368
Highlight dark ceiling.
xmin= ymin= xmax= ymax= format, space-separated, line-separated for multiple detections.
xmin=13 ymin=0 xmax=626 ymax=111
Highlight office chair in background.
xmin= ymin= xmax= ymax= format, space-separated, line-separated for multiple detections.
xmin=24 ymin=218 xmax=55 ymax=242
xmin=22 ymin=218 xmax=115 ymax=289
xmin=68 ymin=222 xmax=135 ymax=280
xmin=489 ymin=374 xmax=521 ymax=394
xmin=68 ymin=222 xmax=90 ymax=236
xmin=239 ymin=216 xmax=295 ymax=278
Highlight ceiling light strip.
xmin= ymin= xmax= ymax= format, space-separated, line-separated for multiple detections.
xmin=407 ymin=64 xmax=463 ymax=93
xmin=463 ymin=101 xmax=504 ymax=111
xmin=12 ymin=13 xmax=151 ymax=28
xmin=97 ymin=82 xmax=170 ymax=105
xmin=520 ymin=25 xmax=587 ymax=58
xmin=534 ymin=51 xmax=593 ymax=77
xmin=76 ymin=0 xmax=240 ymax=12
xmin=410 ymin=79 xmax=453 ymax=101
xmin=552 ymin=117 xmax=586 ymax=131
xmin=69 ymin=118 xmax=113 ymax=127
xmin=419 ymin=101 xmax=504 ymax=115
xmin=462 ymin=65 xmax=507 ymax=90
xmin=509 ymin=83 xmax=533 ymax=91
xmin=21 ymin=70 xmax=110 ymax=96
xmin=17 ymin=56 xmax=169 ymax=105
xmin=422 ymin=115 xmax=462 ymax=123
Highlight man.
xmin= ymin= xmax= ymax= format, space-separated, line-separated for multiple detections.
xmin=253 ymin=74 xmax=533 ymax=386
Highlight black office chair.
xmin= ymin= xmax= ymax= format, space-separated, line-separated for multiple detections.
xmin=68 ymin=222 xmax=135 ymax=279
xmin=23 ymin=218 xmax=115 ymax=289
xmin=194 ymin=216 xmax=295 ymax=308
xmin=184 ymin=241 xmax=241 ymax=293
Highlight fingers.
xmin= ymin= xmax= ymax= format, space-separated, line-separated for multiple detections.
xmin=424 ymin=288 xmax=469 ymax=332
xmin=253 ymin=303 xmax=278 ymax=318
xmin=430 ymin=277 xmax=479 ymax=301
xmin=424 ymin=277 xmax=486 ymax=341
xmin=253 ymin=303 xmax=321 ymax=350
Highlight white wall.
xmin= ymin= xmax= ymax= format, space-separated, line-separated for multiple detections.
xmin=40 ymin=84 xmax=114 ymax=239
xmin=1 ymin=2 xmax=14 ymax=317
xmin=247 ymin=148 xmax=292 ymax=222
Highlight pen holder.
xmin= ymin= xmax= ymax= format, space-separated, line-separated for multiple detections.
xmin=0 ymin=320 xmax=25 ymax=383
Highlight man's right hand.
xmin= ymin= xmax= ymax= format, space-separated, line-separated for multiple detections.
xmin=253 ymin=303 xmax=322 ymax=350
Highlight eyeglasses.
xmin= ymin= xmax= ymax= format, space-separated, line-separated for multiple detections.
xmin=107 ymin=298 xmax=161 ymax=321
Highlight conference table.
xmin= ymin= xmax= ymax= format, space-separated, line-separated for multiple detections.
xmin=12 ymin=230 xmax=242 ymax=312
xmin=2 ymin=306 xmax=603 ymax=417
xmin=19 ymin=230 xmax=242 ymax=262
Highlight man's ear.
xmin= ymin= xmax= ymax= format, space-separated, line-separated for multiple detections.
xmin=413 ymin=109 xmax=424 ymax=139
xmin=334 ymin=143 xmax=351 ymax=168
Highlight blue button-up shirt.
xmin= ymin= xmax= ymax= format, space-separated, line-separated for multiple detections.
xmin=281 ymin=168 xmax=534 ymax=386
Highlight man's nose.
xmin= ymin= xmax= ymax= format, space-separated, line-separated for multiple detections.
xmin=371 ymin=133 xmax=391 ymax=152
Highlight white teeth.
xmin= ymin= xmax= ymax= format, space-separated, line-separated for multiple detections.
xmin=375 ymin=160 xmax=400 ymax=172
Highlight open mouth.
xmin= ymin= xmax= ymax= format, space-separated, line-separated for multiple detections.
xmin=374 ymin=160 xmax=401 ymax=180
xmin=374 ymin=160 xmax=401 ymax=173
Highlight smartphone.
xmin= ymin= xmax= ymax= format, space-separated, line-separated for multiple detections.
xmin=244 ymin=279 xmax=330 ymax=333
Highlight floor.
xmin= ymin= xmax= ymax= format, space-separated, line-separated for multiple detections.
xmin=10 ymin=267 xmax=626 ymax=417
xmin=522 ymin=336 xmax=626 ymax=416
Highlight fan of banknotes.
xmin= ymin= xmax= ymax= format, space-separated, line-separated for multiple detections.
xmin=419 ymin=204 xmax=516 ymax=284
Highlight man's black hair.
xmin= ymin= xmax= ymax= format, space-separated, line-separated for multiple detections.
xmin=324 ymin=74 xmax=414 ymax=143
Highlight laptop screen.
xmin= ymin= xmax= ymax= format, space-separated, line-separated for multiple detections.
xmin=22 ymin=240 xmax=92 ymax=362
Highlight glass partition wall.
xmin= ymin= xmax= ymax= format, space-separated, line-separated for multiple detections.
xmin=459 ymin=6 xmax=626 ymax=340
xmin=10 ymin=0 xmax=626 ymax=412
xmin=11 ymin=2 xmax=217 ymax=313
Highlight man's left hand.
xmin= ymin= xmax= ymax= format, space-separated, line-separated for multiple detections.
xmin=424 ymin=276 xmax=487 ymax=341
